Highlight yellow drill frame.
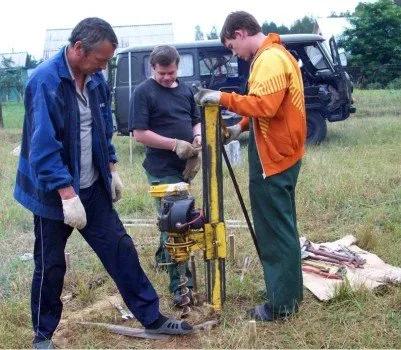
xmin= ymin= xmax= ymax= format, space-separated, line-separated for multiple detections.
xmin=149 ymin=105 xmax=226 ymax=312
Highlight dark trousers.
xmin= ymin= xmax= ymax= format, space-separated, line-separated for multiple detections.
xmin=248 ymin=126 xmax=303 ymax=314
xmin=146 ymin=172 xmax=193 ymax=293
xmin=32 ymin=180 xmax=159 ymax=342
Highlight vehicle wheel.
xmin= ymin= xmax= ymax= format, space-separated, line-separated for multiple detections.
xmin=306 ymin=111 xmax=327 ymax=144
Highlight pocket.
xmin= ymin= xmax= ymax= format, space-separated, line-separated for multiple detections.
xmin=270 ymin=132 xmax=295 ymax=157
xmin=264 ymin=136 xmax=284 ymax=163
xmin=264 ymin=132 xmax=295 ymax=164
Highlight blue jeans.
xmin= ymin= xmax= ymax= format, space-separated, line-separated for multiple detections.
xmin=31 ymin=179 xmax=159 ymax=342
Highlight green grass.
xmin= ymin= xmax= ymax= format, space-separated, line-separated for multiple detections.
xmin=0 ymin=90 xmax=401 ymax=348
xmin=1 ymin=101 xmax=24 ymax=129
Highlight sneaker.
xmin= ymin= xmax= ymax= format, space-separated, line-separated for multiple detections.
xmin=173 ymin=288 xmax=193 ymax=307
xmin=33 ymin=340 xmax=54 ymax=349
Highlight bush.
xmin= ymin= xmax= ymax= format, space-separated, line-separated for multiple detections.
xmin=365 ymin=82 xmax=383 ymax=90
xmin=386 ymin=77 xmax=401 ymax=90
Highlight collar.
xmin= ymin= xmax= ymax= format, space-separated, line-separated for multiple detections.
xmin=64 ymin=46 xmax=91 ymax=87
xmin=251 ymin=33 xmax=282 ymax=68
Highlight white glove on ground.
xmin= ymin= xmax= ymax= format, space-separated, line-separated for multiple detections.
xmin=224 ymin=124 xmax=242 ymax=144
xmin=173 ymin=139 xmax=199 ymax=160
xmin=62 ymin=196 xmax=87 ymax=229
xmin=111 ymin=171 xmax=123 ymax=202
xmin=194 ymin=88 xmax=221 ymax=105
xmin=183 ymin=153 xmax=202 ymax=181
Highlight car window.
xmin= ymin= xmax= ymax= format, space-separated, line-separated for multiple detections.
xmin=143 ymin=53 xmax=194 ymax=78
xmin=116 ymin=55 xmax=139 ymax=84
xmin=305 ymin=44 xmax=330 ymax=70
xmin=199 ymin=54 xmax=238 ymax=78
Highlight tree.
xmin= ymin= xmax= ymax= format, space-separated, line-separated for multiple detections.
xmin=0 ymin=101 xmax=3 ymax=128
xmin=262 ymin=17 xmax=315 ymax=35
xmin=262 ymin=21 xmax=290 ymax=34
xmin=194 ymin=25 xmax=205 ymax=41
xmin=329 ymin=11 xmax=351 ymax=17
xmin=26 ymin=54 xmax=42 ymax=69
xmin=0 ymin=57 xmax=24 ymax=102
xmin=277 ymin=25 xmax=290 ymax=34
xmin=206 ymin=26 xmax=219 ymax=40
xmin=289 ymin=16 xmax=315 ymax=33
xmin=339 ymin=0 xmax=401 ymax=88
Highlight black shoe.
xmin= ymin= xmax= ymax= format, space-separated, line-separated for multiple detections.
xmin=246 ymin=304 xmax=293 ymax=322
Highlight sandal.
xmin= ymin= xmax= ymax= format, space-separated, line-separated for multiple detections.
xmin=145 ymin=317 xmax=194 ymax=335
xmin=246 ymin=304 xmax=291 ymax=322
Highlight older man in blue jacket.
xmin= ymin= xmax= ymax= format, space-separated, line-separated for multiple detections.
xmin=14 ymin=17 xmax=192 ymax=349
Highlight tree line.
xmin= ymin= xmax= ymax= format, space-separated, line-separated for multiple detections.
xmin=195 ymin=16 xmax=316 ymax=41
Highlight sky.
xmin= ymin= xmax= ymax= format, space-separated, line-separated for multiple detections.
xmin=0 ymin=0 xmax=367 ymax=60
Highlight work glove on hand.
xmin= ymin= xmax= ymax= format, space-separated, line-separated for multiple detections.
xmin=183 ymin=153 xmax=202 ymax=181
xmin=224 ymin=124 xmax=242 ymax=144
xmin=194 ymin=88 xmax=221 ymax=105
xmin=111 ymin=171 xmax=123 ymax=202
xmin=62 ymin=196 xmax=87 ymax=229
xmin=173 ymin=139 xmax=199 ymax=160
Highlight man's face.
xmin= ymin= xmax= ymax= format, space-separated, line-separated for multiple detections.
xmin=78 ymin=40 xmax=115 ymax=75
xmin=152 ymin=62 xmax=178 ymax=88
xmin=224 ymin=30 xmax=253 ymax=61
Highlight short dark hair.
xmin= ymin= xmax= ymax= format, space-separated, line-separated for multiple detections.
xmin=150 ymin=45 xmax=180 ymax=68
xmin=69 ymin=17 xmax=118 ymax=53
xmin=220 ymin=11 xmax=261 ymax=44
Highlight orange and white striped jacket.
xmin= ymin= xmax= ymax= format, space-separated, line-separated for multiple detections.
xmin=220 ymin=33 xmax=306 ymax=177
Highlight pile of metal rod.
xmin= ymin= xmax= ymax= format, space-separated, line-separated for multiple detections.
xmin=301 ymin=240 xmax=366 ymax=280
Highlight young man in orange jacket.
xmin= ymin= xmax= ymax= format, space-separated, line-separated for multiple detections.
xmin=195 ymin=11 xmax=306 ymax=321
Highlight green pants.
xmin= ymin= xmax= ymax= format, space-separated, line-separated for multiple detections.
xmin=248 ymin=126 xmax=303 ymax=314
xmin=146 ymin=172 xmax=193 ymax=293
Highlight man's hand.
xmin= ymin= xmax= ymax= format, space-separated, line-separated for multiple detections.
xmin=61 ymin=196 xmax=87 ymax=229
xmin=183 ymin=154 xmax=202 ymax=181
xmin=224 ymin=124 xmax=242 ymax=144
xmin=194 ymin=88 xmax=221 ymax=105
xmin=111 ymin=171 xmax=123 ymax=202
xmin=192 ymin=134 xmax=202 ymax=150
xmin=173 ymin=139 xmax=199 ymax=160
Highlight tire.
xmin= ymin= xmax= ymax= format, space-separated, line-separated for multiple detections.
xmin=306 ymin=110 xmax=327 ymax=144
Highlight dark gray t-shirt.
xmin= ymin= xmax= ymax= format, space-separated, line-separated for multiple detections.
xmin=129 ymin=79 xmax=200 ymax=177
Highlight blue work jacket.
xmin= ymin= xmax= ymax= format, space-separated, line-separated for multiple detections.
xmin=14 ymin=47 xmax=118 ymax=220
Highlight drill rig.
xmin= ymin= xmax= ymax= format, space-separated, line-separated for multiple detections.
xmin=149 ymin=105 xmax=227 ymax=317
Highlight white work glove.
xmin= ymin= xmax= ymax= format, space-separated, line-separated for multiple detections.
xmin=183 ymin=153 xmax=202 ymax=181
xmin=173 ymin=139 xmax=199 ymax=160
xmin=224 ymin=124 xmax=242 ymax=144
xmin=62 ymin=196 xmax=87 ymax=229
xmin=111 ymin=171 xmax=123 ymax=202
xmin=194 ymin=88 xmax=221 ymax=105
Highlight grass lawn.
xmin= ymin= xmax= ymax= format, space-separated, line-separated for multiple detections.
xmin=0 ymin=90 xmax=400 ymax=348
